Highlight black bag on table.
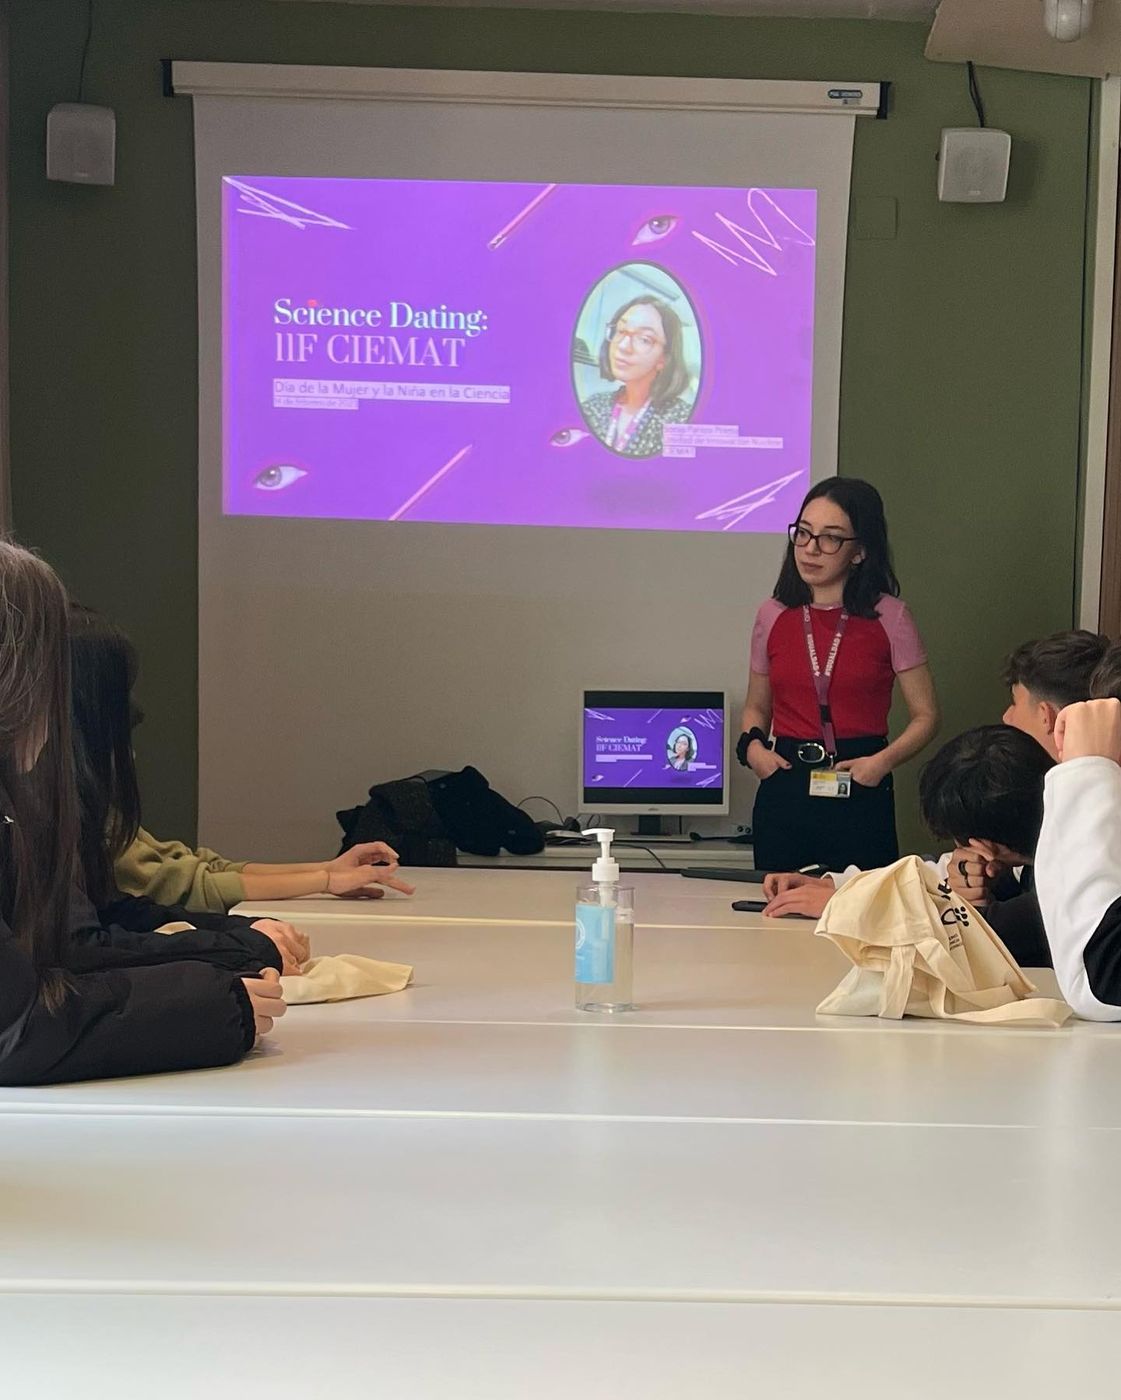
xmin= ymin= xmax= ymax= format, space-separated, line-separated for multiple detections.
xmin=337 ymin=766 xmax=544 ymax=864
xmin=425 ymin=766 xmax=544 ymax=858
xmin=336 ymin=776 xmax=457 ymax=867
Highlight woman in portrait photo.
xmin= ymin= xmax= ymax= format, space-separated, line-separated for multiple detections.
xmin=582 ymin=296 xmax=693 ymax=458
xmin=667 ymin=730 xmax=696 ymax=772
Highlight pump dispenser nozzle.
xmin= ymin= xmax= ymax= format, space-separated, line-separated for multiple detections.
xmin=582 ymin=828 xmax=620 ymax=886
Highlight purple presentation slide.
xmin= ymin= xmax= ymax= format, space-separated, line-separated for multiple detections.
xmin=223 ymin=176 xmax=817 ymax=531
xmin=583 ymin=706 xmax=725 ymax=791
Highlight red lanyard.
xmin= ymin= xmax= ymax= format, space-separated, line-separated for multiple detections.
xmin=801 ymin=605 xmax=848 ymax=757
xmin=608 ymin=399 xmax=650 ymax=452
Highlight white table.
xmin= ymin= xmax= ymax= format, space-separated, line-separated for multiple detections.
xmin=6 ymin=868 xmax=1117 ymax=1392
xmin=457 ymin=838 xmax=755 ymax=872
xmin=234 ymin=866 xmax=763 ymax=927
xmin=6 ymin=1296 xmax=1118 ymax=1400
xmin=5 ymin=1112 xmax=1121 ymax=1305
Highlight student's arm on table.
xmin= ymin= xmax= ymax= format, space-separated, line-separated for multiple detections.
xmin=1035 ymin=700 xmax=1121 ymax=1019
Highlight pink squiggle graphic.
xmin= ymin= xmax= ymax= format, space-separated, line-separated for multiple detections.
xmin=227 ymin=179 xmax=351 ymax=231
xmin=695 ymin=471 xmax=803 ymax=532
xmin=389 ymin=446 xmax=473 ymax=521
xmin=691 ymin=190 xmax=815 ymax=277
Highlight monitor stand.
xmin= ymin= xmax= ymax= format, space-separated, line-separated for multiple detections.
xmin=635 ymin=815 xmax=669 ymax=839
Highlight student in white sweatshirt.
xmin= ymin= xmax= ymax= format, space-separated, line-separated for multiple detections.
xmin=1035 ymin=698 xmax=1121 ymax=1019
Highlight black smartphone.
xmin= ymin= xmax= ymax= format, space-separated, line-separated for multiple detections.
xmin=731 ymin=898 xmax=768 ymax=913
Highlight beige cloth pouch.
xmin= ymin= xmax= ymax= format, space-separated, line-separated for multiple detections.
xmin=281 ymin=954 xmax=414 ymax=1005
xmin=815 ymin=855 xmax=1071 ymax=1027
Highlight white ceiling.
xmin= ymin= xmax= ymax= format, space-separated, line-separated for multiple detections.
xmin=267 ymin=0 xmax=936 ymax=16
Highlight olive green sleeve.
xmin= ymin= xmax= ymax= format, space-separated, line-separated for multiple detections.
xmin=113 ymin=827 xmax=248 ymax=914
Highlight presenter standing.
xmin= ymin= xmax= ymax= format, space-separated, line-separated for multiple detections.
xmin=737 ymin=478 xmax=939 ymax=873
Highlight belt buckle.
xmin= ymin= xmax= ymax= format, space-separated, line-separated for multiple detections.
xmin=797 ymin=741 xmax=828 ymax=766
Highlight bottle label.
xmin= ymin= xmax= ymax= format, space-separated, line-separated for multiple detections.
xmin=575 ymin=902 xmax=615 ymax=984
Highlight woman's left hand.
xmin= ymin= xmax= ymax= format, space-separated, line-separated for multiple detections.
xmin=834 ymin=754 xmax=890 ymax=788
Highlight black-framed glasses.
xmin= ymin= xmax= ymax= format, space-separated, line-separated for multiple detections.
xmin=788 ymin=524 xmax=857 ymax=555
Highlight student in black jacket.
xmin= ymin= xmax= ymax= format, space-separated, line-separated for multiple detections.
xmin=0 ymin=541 xmax=285 ymax=1085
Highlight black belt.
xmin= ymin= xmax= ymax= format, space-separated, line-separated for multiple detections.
xmin=773 ymin=735 xmax=887 ymax=767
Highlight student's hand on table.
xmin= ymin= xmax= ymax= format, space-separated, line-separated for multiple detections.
xmin=762 ymin=871 xmax=832 ymax=900
xmin=327 ymin=842 xmax=399 ymax=871
xmin=834 ymin=754 xmax=890 ymax=788
xmin=250 ymin=918 xmax=310 ymax=974
xmin=241 ymin=967 xmax=287 ymax=1039
xmin=326 ymin=864 xmax=417 ymax=899
xmin=1055 ymin=699 xmax=1121 ymax=763
xmin=947 ymin=840 xmax=1004 ymax=907
xmin=764 ymin=878 xmax=834 ymax=920
xmin=748 ymin=743 xmax=791 ymax=781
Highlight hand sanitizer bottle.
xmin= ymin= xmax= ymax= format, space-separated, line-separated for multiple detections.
xmin=575 ymin=828 xmax=634 ymax=1012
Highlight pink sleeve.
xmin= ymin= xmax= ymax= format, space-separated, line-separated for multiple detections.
xmin=750 ymin=598 xmax=784 ymax=675
xmin=879 ymin=596 xmax=927 ymax=674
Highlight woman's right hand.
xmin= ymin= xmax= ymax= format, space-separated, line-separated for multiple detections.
xmin=241 ymin=967 xmax=287 ymax=1039
xmin=761 ymin=873 xmax=834 ymax=920
xmin=747 ymin=741 xmax=791 ymax=781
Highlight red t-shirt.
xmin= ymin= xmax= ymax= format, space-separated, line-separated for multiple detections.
xmin=750 ymin=595 xmax=926 ymax=740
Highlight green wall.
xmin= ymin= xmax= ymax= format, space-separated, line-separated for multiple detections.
xmin=8 ymin=1 xmax=1093 ymax=850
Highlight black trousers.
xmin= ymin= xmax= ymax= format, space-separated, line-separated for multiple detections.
xmin=750 ymin=736 xmax=899 ymax=874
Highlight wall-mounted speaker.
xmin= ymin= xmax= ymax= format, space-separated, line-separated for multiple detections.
xmin=937 ymin=128 xmax=1011 ymax=204
xmin=46 ymin=103 xmax=116 ymax=186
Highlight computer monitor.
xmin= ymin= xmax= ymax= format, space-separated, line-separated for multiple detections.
xmin=580 ymin=689 xmax=729 ymax=819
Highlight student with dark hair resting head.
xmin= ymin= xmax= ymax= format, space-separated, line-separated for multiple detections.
xmin=1035 ymin=698 xmax=1121 ymax=1019
xmin=764 ymin=627 xmax=1103 ymax=921
xmin=918 ymin=725 xmax=1054 ymax=967
xmin=768 ymin=725 xmax=1052 ymax=967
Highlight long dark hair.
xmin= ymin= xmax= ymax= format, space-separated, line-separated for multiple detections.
xmin=0 ymin=541 xmax=79 ymax=982
xmin=598 ymin=296 xmax=692 ymax=409
xmin=773 ymin=476 xmax=900 ymax=620
xmin=68 ymin=604 xmax=142 ymax=907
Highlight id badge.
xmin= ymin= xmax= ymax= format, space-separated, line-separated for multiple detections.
xmin=809 ymin=768 xmax=851 ymax=799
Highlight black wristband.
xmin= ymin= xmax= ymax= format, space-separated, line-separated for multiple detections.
xmin=736 ymin=728 xmax=771 ymax=766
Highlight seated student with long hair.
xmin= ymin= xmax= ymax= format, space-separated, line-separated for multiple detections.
xmin=762 ymin=627 xmax=1108 ymax=920
xmin=69 ymin=606 xmax=415 ymax=915
xmin=0 ymin=542 xmax=285 ymax=1085
xmin=69 ymin=606 xmax=310 ymax=973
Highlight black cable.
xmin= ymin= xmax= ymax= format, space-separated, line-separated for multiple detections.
xmin=966 ymin=61 xmax=986 ymax=129
xmin=614 ymin=841 xmax=668 ymax=871
xmin=517 ymin=795 xmax=566 ymax=826
xmin=77 ymin=0 xmax=95 ymax=102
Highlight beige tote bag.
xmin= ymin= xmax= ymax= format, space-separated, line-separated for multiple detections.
xmin=815 ymin=856 xmax=1071 ymax=1027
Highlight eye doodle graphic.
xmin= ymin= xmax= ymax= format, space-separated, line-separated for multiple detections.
xmin=549 ymin=427 xmax=590 ymax=448
xmin=632 ymin=215 xmax=679 ymax=246
xmin=254 ymin=464 xmax=308 ymax=492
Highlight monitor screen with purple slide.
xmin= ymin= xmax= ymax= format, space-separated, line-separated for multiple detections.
xmin=581 ymin=689 xmax=728 ymax=816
